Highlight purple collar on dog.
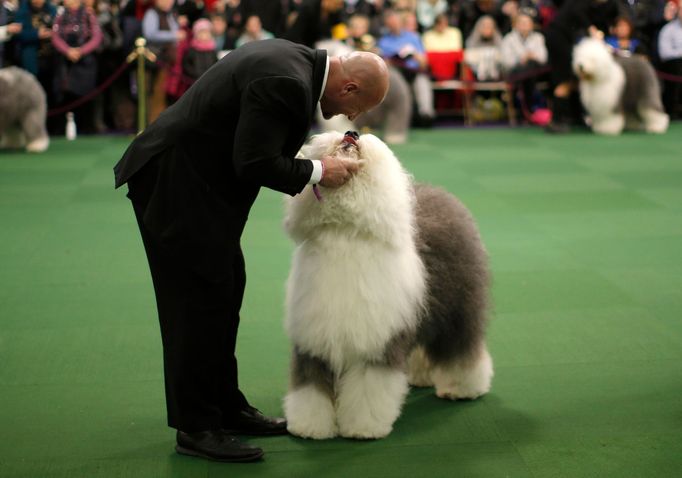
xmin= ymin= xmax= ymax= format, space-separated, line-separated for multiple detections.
xmin=312 ymin=184 xmax=323 ymax=201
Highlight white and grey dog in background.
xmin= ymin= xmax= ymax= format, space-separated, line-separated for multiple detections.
xmin=283 ymin=131 xmax=493 ymax=440
xmin=0 ymin=67 xmax=49 ymax=152
xmin=573 ymin=38 xmax=668 ymax=135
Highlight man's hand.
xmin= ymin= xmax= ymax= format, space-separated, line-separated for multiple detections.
xmin=318 ymin=155 xmax=360 ymax=188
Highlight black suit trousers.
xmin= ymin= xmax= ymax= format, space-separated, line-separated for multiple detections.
xmin=129 ymin=159 xmax=249 ymax=432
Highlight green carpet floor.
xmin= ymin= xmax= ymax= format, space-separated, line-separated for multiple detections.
xmin=1 ymin=125 xmax=681 ymax=477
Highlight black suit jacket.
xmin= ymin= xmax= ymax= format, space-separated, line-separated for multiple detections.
xmin=114 ymin=39 xmax=327 ymax=279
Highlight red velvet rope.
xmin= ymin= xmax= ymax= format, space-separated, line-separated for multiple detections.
xmin=46 ymin=59 xmax=132 ymax=117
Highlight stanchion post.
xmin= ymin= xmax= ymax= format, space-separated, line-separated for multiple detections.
xmin=126 ymin=37 xmax=157 ymax=134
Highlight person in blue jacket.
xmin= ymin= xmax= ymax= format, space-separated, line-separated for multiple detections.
xmin=15 ymin=0 xmax=57 ymax=106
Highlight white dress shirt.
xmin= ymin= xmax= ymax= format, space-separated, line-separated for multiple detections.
xmin=308 ymin=54 xmax=330 ymax=184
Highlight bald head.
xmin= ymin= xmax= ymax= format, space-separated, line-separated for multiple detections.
xmin=341 ymin=51 xmax=389 ymax=105
xmin=320 ymin=51 xmax=389 ymax=121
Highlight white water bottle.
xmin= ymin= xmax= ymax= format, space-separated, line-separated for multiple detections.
xmin=66 ymin=112 xmax=77 ymax=141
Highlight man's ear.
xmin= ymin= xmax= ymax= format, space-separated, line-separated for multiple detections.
xmin=342 ymin=82 xmax=359 ymax=95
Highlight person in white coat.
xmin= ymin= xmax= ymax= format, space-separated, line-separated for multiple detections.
xmin=658 ymin=4 xmax=682 ymax=118
xmin=501 ymin=12 xmax=548 ymax=116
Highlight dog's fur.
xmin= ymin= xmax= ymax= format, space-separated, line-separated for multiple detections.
xmin=573 ymin=38 xmax=668 ymax=135
xmin=283 ymin=132 xmax=492 ymax=440
xmin=0 ymin=67 xmax=49 ymax=152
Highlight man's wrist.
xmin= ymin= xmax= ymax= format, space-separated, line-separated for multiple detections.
xmin=308 ymin=159 xmax=323 ymax=185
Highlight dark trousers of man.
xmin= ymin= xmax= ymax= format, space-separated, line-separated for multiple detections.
xmin=127 ymin=157 xmax=249 ymax=432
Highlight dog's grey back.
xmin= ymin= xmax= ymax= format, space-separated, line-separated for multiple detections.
xmin=413 ymin=183 xmax=490 ymax=363
xmin=615 ymin=55 xmax=665 ymax=114
xmin=0 ymin=67 xmax=47 ymax=133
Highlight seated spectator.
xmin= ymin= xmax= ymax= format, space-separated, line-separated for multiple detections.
xmin=423 ymin=13 xmax=463 ymax=80
xmin=241 ymin=0 xmax=290 ymax=38
xmin=402 ymin=9 xmax=420 ymax=33
xmin=52 ymin=0 xmax=102 ymax=133
xmin=501 ymin=12 xmax=547 ymax=116
xmin=423 ymin=12 xmax=463 ymax=51
xmin=346 ymin=13 xmax=374 ymax=51
xmin=235 ymin=14 xmax=273 ymax=48
xmin=658 ymin=2 xmax=682 ymax=118
xmin=182 ymin=18 xmax=217 ymax=81
xmin=619 ymin=0 xmax=673 ymax=55
xmin=605 ymin=16 xmax=645 ymax=55
xmin=465 ymin=15 xmax=503 ymax=81
xmin=378 ymin=8 xmax=435 ymax=126
xmin=417 ymin=0 xmax=448 ymax=32
xmin=338 ymin=0 xmax=383 ymax=37
xmin=500 ymin=1 xmax=539 ymax=31
xmin=500 ymin=13 xmax=547 ymax=72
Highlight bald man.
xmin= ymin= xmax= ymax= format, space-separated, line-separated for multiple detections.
xmin=113 ymin=39 xmax=388 ymax=462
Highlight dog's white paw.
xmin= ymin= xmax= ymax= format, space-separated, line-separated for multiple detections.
xmin=592 ymin=114 xmax=625 ymax=135
xmin=336 ymin=364 xmax=408 ymax=440
xmin=284 ymin=384 xmax=337 ymax=439
xmin=432 ymin=348 xmax=493 ymax=400
xmin=26 ymin=137 xmax=49 ymax=153
xmin=642 ymin=110 xmax=669 ymax=134
xmin=338 ymin=417 xmax=393 ymax=440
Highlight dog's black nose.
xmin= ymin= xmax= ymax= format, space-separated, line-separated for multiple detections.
xmin=344 ymin=131 xmax=359 ymax=141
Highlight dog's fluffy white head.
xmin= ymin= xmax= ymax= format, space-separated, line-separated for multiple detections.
xmin=573 ymin=38 xmax=616 ymax=83
xmin=284 ymin=132 xmax=416 ymax=247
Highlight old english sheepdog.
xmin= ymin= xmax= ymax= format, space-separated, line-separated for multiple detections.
xmin=573 ymin=38 xmax=668 ymax=135
xmin=283 ymin=131 xmax=493 ymax=440
xmin=0 ymin=67 xmax=49 ymax=152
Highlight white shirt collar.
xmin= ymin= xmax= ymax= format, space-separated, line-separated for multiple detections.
xmin=318 ymin=54 xmax=330 ymax=103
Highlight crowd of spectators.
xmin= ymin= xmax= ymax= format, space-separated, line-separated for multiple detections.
xmin=1 ymin=0 xmax=681 ymax=134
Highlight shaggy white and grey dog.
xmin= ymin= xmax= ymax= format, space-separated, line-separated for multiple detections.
xmin=283 ymin=132 xmax=493 ymax=440
xmin=0 ymin=67 xmax=49 ymax=152
xmin=573 ymin=38 xmax=668 ymax=135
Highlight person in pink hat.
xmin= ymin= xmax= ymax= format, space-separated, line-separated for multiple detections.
xmin=182 ymin=18 xmax=218 ymax=82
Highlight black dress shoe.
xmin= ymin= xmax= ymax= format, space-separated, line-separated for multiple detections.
xmin=175 ymin=429 xmax=264 ymax=462
xmin=223 ymin=406 xmax=288 ymax=436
